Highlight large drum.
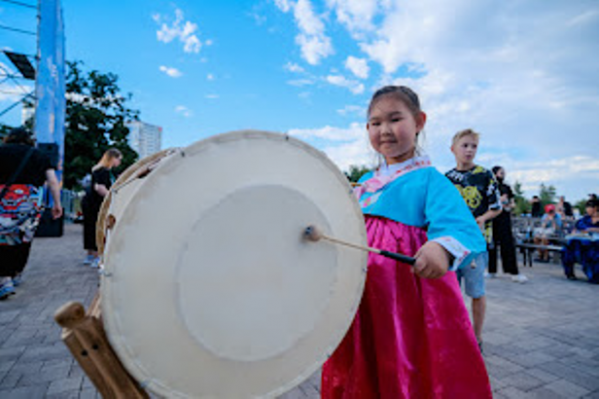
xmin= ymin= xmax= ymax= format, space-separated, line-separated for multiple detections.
xmin=100 ymin=131 xmax=368 ymax=398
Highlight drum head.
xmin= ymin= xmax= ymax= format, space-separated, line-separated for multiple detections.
xmin=101 ymin=131 xmax=367 ymax=398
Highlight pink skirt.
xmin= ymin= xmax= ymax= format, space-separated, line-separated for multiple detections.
xmin=321 ymin=216 xmax=492 ymax=398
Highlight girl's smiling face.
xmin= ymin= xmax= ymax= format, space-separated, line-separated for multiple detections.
xmin=367 ymin=95 xmax=426 ymax=165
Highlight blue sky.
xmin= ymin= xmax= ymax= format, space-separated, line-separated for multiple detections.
xmin=2 ymin=0 xmax=599 ymax=202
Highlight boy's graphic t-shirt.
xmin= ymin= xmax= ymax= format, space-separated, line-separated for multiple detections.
xmin=445 ymin=165 xmax=502 ymax=242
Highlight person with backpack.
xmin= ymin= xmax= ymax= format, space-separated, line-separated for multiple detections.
xmin=0 ymin=127 xmax=62 ymax=299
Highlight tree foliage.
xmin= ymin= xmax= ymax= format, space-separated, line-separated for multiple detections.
xmin=346 ymin=165 xmax=371 ymax=183
xmin=513 ymin=181 xmax=530 ymax=215
xmin=63 ymin=61 xmax=139 ymax=189
xmin=0 ymin=123 xmax=12 ymax=140
xmin=574 ymin=199 xmax=588 ymax=216
xmin=539 ymin=183 xmax=557 ymax=208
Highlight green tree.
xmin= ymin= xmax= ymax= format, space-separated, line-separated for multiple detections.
xmin=0 ymin=123 xmax=12 ymax=140
xmin=346 ymin=165 xmax=371 ymax=183
xmin=574 ymin=199 xmax=588 ymax=216
xmin=539 ymin=183 xmax=556 ymax=208
xmin=513 ymin=181 xmax=530 ymax=215
xmin=64 ymin=61 xmax=139 ymax=189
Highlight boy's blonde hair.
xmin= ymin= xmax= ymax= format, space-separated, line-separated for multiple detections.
xmin=451 ymin=129 xmax=480 ymax=147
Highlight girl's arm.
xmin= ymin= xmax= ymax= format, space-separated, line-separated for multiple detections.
xmin=94 ymin=183 xmax=109 ymax=197
xmin=424 ymin=170 xmax=487 ymax=273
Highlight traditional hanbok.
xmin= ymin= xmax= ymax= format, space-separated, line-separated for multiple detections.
xmin=321 ymin=156 xmax=492 ymax=399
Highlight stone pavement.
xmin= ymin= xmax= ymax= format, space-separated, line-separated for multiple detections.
xmin=1 ymin=223 xmax=598 ymax=398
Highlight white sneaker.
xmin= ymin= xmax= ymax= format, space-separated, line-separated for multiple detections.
xmin=485 ymin=272 xmax=496 ymax=279
xmin=90 ymin=257 xmax=101 ymax=269
xmin=512 ymin=274 xmax=529 ymax=283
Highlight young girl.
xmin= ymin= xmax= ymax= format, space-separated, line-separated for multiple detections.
xmin=321 ymin=86 xmax=492 ymax=398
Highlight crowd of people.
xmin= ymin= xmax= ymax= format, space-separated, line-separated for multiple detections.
xmin=1 ymin=84 xmax=597 ymax=397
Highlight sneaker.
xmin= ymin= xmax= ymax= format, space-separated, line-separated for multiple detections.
xmin=512 ymin=274 xmax=529 ymax=283
xmin=0 ymin=278 xmax=16 ymax=300
xmin=485 ymin=273 xmax=496 ymax=279
xmin=90 ymin=257 xmax=101 ymax=269
xmin=11 ymin=274 xmax=22 ymax=287
xmin=83 ymin=254 xmax=95 ymax=265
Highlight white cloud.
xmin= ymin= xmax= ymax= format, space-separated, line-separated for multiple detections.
xmin=205 ymin=94 xmax=219 ymax=99
xmin=345 ymin=56 xmax=369 ymax=79
xmin=288 ymin=78 xmax=314 ymax=86
xmin=274 ymin=0 xmax=293 ymax=13
xmin=337 ymin=104 xmax=365 ymax=117
xmin=274 ymin=0 xmax=599 ymax=199
xmin=326 ymin=75 xmax=364 ymax=94
xmin=288 ymin=122 xmax=375 ymax=170
xmin=325 ymin=0 xmax=383 ymax=36
xmin=284 ymin=62 xmax=305 ymax=73
xmin=207 ymin=73 xmax=215 ymax=81
xmin=294 ymin=0 xmax=333 ymax=64
xmin=159 ymin=65 xmax=182 ymax=78
xmin=154 ymin=8 xmax=203 ymax=54
xmin=175 ymin=105 xmax=192 ymax=117
xmin=274 ymin=0 xmax=333 ymax=65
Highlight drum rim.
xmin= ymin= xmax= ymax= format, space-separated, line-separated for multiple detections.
xmin=100 ymin=130 xmax=367 ymax=398
xmin=95 ymin=148 xmax=179 ymax=255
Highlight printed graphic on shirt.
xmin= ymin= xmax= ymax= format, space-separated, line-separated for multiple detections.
xmin=446 ymin=165 xmax=501 ymax=243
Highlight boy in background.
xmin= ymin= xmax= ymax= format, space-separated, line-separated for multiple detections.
xmin=446 ymin=129 xmax=502 ymax=350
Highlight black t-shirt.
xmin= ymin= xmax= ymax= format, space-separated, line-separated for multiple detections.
xmin=89 ymin=167 xmax=115 ymax=208
xmin=0 ymin=143 xmax=52 ymax=186
xmin=446 ymin=165 xmax=502 ymax=242
xmin=563 ymin=202 xmax=573 ymax=217
xmin=531 ymin=202 xmax=542 ymax=217
xmin=498 ymin=182 xmax=514 ymax=200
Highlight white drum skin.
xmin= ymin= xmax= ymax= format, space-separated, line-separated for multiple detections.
xmin=101 ymin=131 xmax=367 ymax=398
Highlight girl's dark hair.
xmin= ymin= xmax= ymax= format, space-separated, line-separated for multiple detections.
xmin=4 ymin=127 xmax=35 ymax=146
xmin=367 ymin=85 xmax=422 ymax=120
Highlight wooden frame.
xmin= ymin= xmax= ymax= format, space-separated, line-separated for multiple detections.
xmin=54 ymin=296 xmax=148 ymax=398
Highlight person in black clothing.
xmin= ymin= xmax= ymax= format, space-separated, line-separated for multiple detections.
xmin=0 ymin=127 xmax=62 ymax=299
xmin=82 ymin=148 xmax=122 ymax=267
xmin=489 ymin=166 xmax=527 ymax=282
xmin=531 ymin=195 xmax=542 ymax=217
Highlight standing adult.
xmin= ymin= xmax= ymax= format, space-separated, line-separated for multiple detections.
xmin=489 ymin=166 xmax=528 ymax=282
xmin=81 ymin=148 xmax=122 ymax=267
xmin=0 ymin=127 xmax=63 ymax=299
xmin=531 ymin=196 xmax=542 ymax=217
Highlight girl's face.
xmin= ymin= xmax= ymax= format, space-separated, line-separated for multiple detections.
xmin=111 ymin=156 xmax=122 ymax=168
xmin=367 ymin=95 xmax=426 ymax=165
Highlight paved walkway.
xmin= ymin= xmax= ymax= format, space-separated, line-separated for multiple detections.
xmin=1 ymin=224 xmax=598 ymax=398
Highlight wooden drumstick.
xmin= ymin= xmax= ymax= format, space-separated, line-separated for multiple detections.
xmin=304 ymin=225 xmax=416 ymax=265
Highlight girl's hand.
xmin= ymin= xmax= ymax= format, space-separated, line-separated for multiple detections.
xmin=413 ymin=241 xmax=451 ymax=279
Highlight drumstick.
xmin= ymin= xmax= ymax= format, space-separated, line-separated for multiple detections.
xmin=304 ymin=225 xmax=416 ymax=265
